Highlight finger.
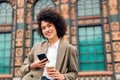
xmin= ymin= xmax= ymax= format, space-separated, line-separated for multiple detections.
xmin=48 ymin=71 xmax=59 ymax=76
xmin=52 ymin=76 xmax=59 ymax=79
xmin=40 ymin=58 xmax=49 ymax=63
xmin=48 ymin=68 xmax=56 ymax=72
xmin=37 ymin=61 xmax=47 ymax=68
xmin=49 ymin=74 xmax=59 ymax=79
xmin=40 ymin=62 xmax=47 ymax=66
xmin=37 ymin=63 xmax=45 ymax=68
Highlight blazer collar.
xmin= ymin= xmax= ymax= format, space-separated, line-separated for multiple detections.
xmin=41 ymin=39 xmax=67 ymax=71
xmin=40 ymin=41 xmax=49 ymax=54
xmin=55 ymin=39 xmax=67 ymax=71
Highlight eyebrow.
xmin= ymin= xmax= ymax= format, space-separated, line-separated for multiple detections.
xmin=42 ymin=22 xmax=51 ymax=27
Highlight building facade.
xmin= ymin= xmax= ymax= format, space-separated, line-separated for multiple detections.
xmin=0 ymin=0 xmax=120 ymax=80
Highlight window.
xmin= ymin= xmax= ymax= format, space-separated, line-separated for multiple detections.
xmin=33 ymin=30 xmax=45 ymax=45
xmin=0 ymin=2 xmax=12 ymax=24
xmin=0 ymin=2 xmax=13 ymax=74
xmin=33 ymin=0 xmax=55 ymax=20
xmin=78 ymin=26 xmax=105 ymax=71
xmin=0 ymin=33 xmax=12 ymax=74
xmin=77 ymin=0 xmax=100 ymax=17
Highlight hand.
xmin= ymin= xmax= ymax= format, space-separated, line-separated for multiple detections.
xmin=48 ymin=69 xmax=65 ymax=80
xmin=30 ymin=58 xmax=48 ymax=69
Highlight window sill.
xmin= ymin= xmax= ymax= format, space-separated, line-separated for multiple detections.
xmin=78 ymin=71 xmax=113 ymax=77
xmin=78 ymin=15 xmax=101 ymax=20
xmin=0 ymin=24 xmax=11 ymax=26
xmin=0 ymin=74 xmax=12 ymax=79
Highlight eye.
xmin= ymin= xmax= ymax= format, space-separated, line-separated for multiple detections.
xmin=41 ymin=26 xmax=46 ymax=30
xmin=48 ymin=24 xmax=52 ymax=28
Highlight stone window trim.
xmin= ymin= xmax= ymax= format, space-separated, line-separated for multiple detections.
xmin=0 ymin=74 xmax=12 ymax=79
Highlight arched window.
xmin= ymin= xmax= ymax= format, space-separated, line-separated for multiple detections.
xmin=32 ymin=0 xmax=55 ymax=45
xmin=33 ymin=0 xmax=55 ymax=20
xmin=0 ymin=2 xmax=12 ymax=24
xmin=77 ymin=0 xmax=100 ymax=17
xmin=0 ymin=2 xmax=13 ymax=74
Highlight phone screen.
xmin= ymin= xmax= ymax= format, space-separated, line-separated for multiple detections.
xmin=37 ymin=53 xmax=48 ymax=60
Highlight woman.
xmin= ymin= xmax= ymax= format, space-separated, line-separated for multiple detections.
xmin=21 ymin=7 xmax=78 ymax=80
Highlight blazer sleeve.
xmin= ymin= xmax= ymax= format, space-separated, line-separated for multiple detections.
xmin=20 ymin=45 xmax=35 ymax=75
xmin=64 ymin=45 xmax=78 ymax=80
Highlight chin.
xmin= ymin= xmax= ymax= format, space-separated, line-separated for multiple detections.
xmin=47 ymin=37 xmax=53 ymax=39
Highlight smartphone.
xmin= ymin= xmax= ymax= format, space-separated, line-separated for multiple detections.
xmin=37 ymin=53 xmax=48 ymax=61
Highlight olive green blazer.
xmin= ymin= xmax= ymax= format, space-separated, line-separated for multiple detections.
xmin=21 ymin=39 xmax=78 ymax=80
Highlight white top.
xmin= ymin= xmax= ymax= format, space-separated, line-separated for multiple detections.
xmin=42 ymin=39 xmax=60 ymax=79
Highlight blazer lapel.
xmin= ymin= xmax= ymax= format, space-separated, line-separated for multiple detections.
xmin=39 ymin=40 xmax=67 ymax=72
xmin=40 ymin=41 xmax=48 ymax=55
xmin=55 ymin=40 xmax=66 ymax=71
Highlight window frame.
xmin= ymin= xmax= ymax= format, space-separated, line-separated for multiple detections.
xmin=0 ymin=2 xmax=13 ymax=76
xmin=78 ymin=25 xmax=106 ymax=71
xmin=77 ymin=0 xmax=101 ymax=17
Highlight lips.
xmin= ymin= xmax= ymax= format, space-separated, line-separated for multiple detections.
xmin=45 ymin=31 xmax=52 ymax=37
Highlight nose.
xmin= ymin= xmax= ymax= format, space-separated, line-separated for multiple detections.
xmin=45 ymin=27 xmax=50 ymax=32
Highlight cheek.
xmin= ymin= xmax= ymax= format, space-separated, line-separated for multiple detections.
xmin=54 ymin=29 xmax=57 ymax=34
xmin=41 ymin=29 xmax=45 ymax=33
xmin=41 ymin=30 xmax=45 ymax=35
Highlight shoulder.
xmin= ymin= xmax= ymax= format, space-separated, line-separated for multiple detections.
xmin=33 ymin=40 xmax=47 ymax=46
xmin=66 ymin=43 xmax=76 ymax=48
xmin=66 ymin=43 xmax=77 ymax=51
xmin=60 ymin=40 xmax=77 ymax=51
xmin=32 ymin=41 xmax=48 ymax=48
xmin=63 ymin=42 xmax=78 ymax=58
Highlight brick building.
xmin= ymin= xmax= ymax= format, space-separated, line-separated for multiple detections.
xmin=0 ymin=0 xmax=120 ymax=80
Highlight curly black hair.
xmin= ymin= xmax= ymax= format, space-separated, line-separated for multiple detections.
xmin=37 ymin=7 xmax=67 ymax=39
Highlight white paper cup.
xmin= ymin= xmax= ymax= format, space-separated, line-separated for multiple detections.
xmin=46 ymin=63 xmax=54 ymax=72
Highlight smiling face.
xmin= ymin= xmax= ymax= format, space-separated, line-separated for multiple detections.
xmin=41 ymin=21 xmax=58 ymax=41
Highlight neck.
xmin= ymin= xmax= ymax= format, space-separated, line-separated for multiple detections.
xmin=48 ymin=37 xmax=59 ymax=47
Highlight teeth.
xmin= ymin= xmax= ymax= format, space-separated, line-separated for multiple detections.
xmin=46 ymin=32 xmax=51 ymax=36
